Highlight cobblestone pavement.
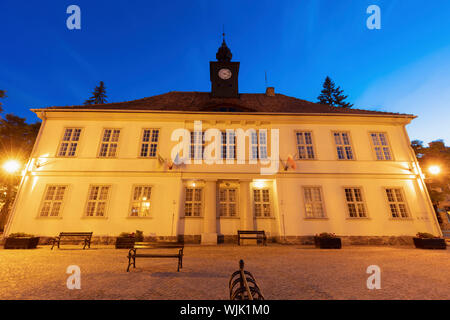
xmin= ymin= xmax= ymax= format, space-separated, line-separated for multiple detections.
xmin=0 ymin=244 xmax=448 ymax=300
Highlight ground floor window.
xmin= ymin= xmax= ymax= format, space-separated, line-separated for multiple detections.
xmin=85 ymin=185 xmax=110 ymax=217
xmin=130 ymin=185 xmax=152 ymax=217
xmin=253 ymin=188 xmax=271 ymax=217
xmin=219 ymin=187 xmax=238 ymax=217
xmin=185 ymin=187 xmax=202 ymax=216
xmin=39 ymin=185 xmax=67 ymax=217
xmin=303 ymin=186 xmax=326 ymax=218
xmin=344 ymin=187 xmax=367 ymax=218
xmin=385 ymin=188 xmax=409 ymax=218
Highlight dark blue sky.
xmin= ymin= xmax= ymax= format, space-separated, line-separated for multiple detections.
xmin=1 ymin=0 xmax=449 ymax=144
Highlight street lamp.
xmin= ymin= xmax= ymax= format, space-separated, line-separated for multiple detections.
xmin=428 ymin=165 xmax=441 ymax=175
xmin=2 ymin=160 xmax=21 ymax=174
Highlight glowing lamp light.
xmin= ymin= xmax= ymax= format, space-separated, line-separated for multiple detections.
xmin=428 ymin=165 xmax=441 ymax=175
xmin=253 ymin=180 xmax=265 ymax=189
xmin=3 ymin=160 xmax=21 ymax=174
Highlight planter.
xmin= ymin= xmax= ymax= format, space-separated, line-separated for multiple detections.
xmin=4 ymin=237 xmax=40 ymax=249
xmin=115 ymin=237 xmax=136 ymax=249
xmin=314 ymin=236 xmax=342 ymax=249
xmin=413 ymin=237 xmax=446 ymax=250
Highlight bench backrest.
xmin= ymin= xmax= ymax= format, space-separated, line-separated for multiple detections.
xmin=59 ymin=232 xmax=93 ymax=238
xmin=238 ymin=230 xmax=265 ymax=235
xmin=134 ymin=242 xmax=184 ymax=249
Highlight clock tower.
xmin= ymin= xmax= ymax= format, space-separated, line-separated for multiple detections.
xmin=210 ymin=35 xmax=240 ymax=98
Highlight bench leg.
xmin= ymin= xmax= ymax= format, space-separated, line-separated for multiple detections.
xmin=177 ymin=256 xmax=181 ymax=272
xmin=51 ymin=239 xmax=55 ymax=250
xmin=127 ymin=255 xmax=132 ymax=272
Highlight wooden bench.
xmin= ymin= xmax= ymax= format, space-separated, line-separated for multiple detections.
xmin=127 ymin=242 xmax=184 ymax=272
xmin=237 ymin=230 xmax=267 ymax=246
xmin=51 ymin=232 xmax=93 ymax=250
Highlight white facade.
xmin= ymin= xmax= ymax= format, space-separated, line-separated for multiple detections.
xmin=4 ymin=109 xmax=442 ymax=242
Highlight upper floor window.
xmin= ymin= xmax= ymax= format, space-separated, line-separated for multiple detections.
xmin=184 ymin=187 xmax=202 ymax=216
xmin=249 ymin=130 xmax=268 ymax=161
xmin=370 ymin=133 xmax=392 ymax=160
xmin=219 ymin=187 xmax=238 ymax=217
xmin=140 ymin=129 xmax=160 ymax=158
xmin=99 ymin=129 xmax=120 ymax=158
xmin=58 ymin=128 xmax=82 ymax=157
xmin=295 ymin=131 xmax=315 ymax=159
xmin=333 ymin=132 xmax=354 ymax=160
xmin=344 ymin=187 xmax=367 ymax=218
xmin=85 ymin=185 xmax=110 ymax=217
xmin=130 ymin=185 xmax=152 ymax=217
xmin=253 ymin=188 xmax=271 ymax=217
xmin=190 ymin=132 xmax=205 ymax=160
xmin=303 ymin=186 xmax=326 ymax=218
xmin=385 ymin=188 xmax=409 ymax=218
xmin=39 ymin=185 xmax=67 ymax=217
xmin=221 ymin=131 xmax=236 ymax=160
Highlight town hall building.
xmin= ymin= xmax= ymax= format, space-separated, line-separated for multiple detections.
xmin=4 ymin=39 xmax=442 ymax=244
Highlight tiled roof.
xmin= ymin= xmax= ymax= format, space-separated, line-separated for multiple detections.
xmin=40 ymin=91 xmax=414 ymax=117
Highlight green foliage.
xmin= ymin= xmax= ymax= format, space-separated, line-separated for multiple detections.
xmin=416 ymin=232 xmax=436 ymax=239
xmin=135 ymin=230 xmax=144 ymax=241
xmin=8 ymin=232 xmax=35 ymax=238
xmin=316 ymin=232 xmax=337 ymax=238
xmin=317 ymin=76 xmax=353 ymax=108
xmin=411 ymin=139 xmax=450 ymax=205
xmin=84 ymin=81 xmax=108 ymax=105
xmin=0 ymin=90 xmax=5 ymax=113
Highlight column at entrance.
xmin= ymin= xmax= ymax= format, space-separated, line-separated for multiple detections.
xmin=201 ymin=180 xmax=217 ymax=245
xmin=240 ymin=180 xmax=254 ymax=230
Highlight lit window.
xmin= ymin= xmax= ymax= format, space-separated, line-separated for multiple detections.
xmin=140 ymin=129 xmax=159 ymax=157
xmin=58 ymin=128 xmax=82 ymax=157
xmin=259 ymin=130 xmax=268 ymax=160
xmin=334 ymin=132 xmax=354 ymax=160
xmin=303 ymin=187 xmax=326 ymax=218
xmin=253 ymin=188 xmax=271 ymax=217
xmin=385 ymin=188 xmax=409 ymax=218
xmin=370 ymin=133 xmax=392 ymax=160
xmin=296 ymin=131 xmax=315 ymax=159
xmin=184 ymin=187 xmax=202 ymax=216
xmin=190 ymin=132 xmax=204 ymax=160
xmin=98 ymin=129 xmax=120 ymax=157
xmin=250 ymin=131 xmax=259 ymax=160
xmin=219 ymin=187 xmax=238 ymax=217
xmin=344 ymin=187 xmax=367 ymax=218
xmin=85 ymin=185 xmax=110 ymax=217
xmin=130 ymin=186 xmax=152 ymax=217
xmin=39 ymin=185 xmax=67 ymax=217
xmin=221 ymin=131 xmax=236 ymax=160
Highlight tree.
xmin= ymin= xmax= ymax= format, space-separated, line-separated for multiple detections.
xmin=411 ymin=139 xmax=450 ymax=206
xmin=0 ymin=114 xmax=41 ymax=230
xmin=84 ymin=81 xmax=108 ymax=105
xmin=0 ymin=90 xmax=6 ymax=113
xmin=317 ymin=76 xmax=353 ymax=108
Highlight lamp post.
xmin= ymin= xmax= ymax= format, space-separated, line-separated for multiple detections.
xmin=0 ymin=160 xmax=22 ymax=231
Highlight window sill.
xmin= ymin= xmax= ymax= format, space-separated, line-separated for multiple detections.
xmin=303 ymin=217 xmax=329 ymax=220
xmin=217 ymin=216 xmax=240 ymax=219
xmin=389 ymin=217 xmax=414 ymax=221
xmin=346 ymin=217 xmax=371 ymax=220
xmin=180 ymin=216 xmax=203 ymax=219
xmin=126 ymin=216 xmax=153 ymax=219
xmin=81 ymin=216 xmax=108 ymax=219
xmin=35 ymin=216 xmax=63 ymax=219
xmin=255 ymin=216 xmax=275 ymax=219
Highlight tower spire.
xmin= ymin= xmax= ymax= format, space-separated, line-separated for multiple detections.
xmin=216 ymin=28 xmax=232 ymax=62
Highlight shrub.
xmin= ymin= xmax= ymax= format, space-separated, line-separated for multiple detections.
xmin=135 ymin=230 xmax=144 ymax=241
xmin=416 ymin=232 xmax=437 ymax=239
xmin=8 ymin=232 xmax=35 ymax=238
xmin=119 ymin=232 xmax=134 ymax=237
xmin=316 ymin=232 xmax=337 ymax=238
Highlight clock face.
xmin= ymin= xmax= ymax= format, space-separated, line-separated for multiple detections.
xmin=218 ymin=68 xmax=232 ymax=80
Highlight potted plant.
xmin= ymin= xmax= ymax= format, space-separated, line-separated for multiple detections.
xmin=115 ymin=230 xmax=144 ymax=249
xmin=413 ymin=232 xmax=446 ymax=249
xmin=314 ymin=233 xmax=342 ymax=249
xmin=4 ymin=233 xmax=40 ymax=249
